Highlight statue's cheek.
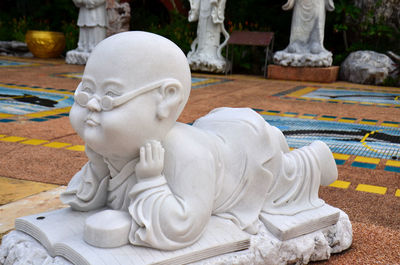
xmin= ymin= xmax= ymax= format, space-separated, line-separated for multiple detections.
xmin=69 ymin=104 xmax=87 ymax=136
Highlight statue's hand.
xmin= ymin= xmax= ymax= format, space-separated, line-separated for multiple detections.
xmin=188 ymin=9 xmax=199 ymax=22
xmin=135 ymin=140 xmax=165 ymax=180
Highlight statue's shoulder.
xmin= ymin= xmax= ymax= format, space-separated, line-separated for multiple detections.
xmin=194 ymin=107 xmax=266 ymax=131
xmin=164 ymin=122 xmax=214 ymax=156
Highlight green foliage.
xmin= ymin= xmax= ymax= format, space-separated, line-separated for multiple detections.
xmin=148 ymin=11 xmax=196 ymax=55
xmin=382 ymin=76 xmax=400 ymax=87
xmin=0 ymin=17 xmax=29 ymax=42
xmin=129 ymin=0 xmax=171 ymax=31
xmin=129 ymin=0 xmax=195 ymax=55
xmin=61 ymin=21 xmax=79 ymax=52
xmin=331 ymin=0 xmax=399 ymax=65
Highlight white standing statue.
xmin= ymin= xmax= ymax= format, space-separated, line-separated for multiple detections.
xmin=187 ymin=0 xmax=229 ymax=73
xmin=0 ymin=32 xmax=352 ymax=265
xmin=274 ymin=0 xmax=335 ymax=67
xmin=66 ymin=0 xmax=107 ymax=65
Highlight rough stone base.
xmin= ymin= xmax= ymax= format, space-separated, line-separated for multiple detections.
xmin=187 ymin=54 xmax=227 ymax=73
xmin=0 ymin=41 xmax=33 ymax=57
xmin=65 ymin=50 xmax=90 ymax=65
xmin=0 ymin=211 xmax=352 ymax=265
xmin=273 ymin=51 xmax=333 ymax=67
xmin=268 ymin=65 xmax=339 ymax=83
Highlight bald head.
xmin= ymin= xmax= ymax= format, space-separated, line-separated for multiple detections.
xmin=85 ymin=31 xmax=191 ymax=114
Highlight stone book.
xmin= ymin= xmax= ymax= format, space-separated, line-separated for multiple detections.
xmin=260 ymin=204 xmax=341 ymax=241
xmin=15 ymin=208 xmax=250 ymax=265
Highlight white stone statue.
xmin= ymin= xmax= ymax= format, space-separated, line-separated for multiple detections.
xmin=66 ymin=0 xmax=107 ymax=65
xmin=0 ymin=31 xmax=352 ymax=264
xmin=273 ymin=0 xmax=335 ymax=67
xmin=59 ymin=31 xmax=342 ymax=251
xmin=187 ymin=0 xmax=229 ymax=73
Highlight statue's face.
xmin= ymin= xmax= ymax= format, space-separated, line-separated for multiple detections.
xmin=69 ymin=55 xmax=160 ymax=160
xmin=69 ymin=31 xmax=192 ymax=160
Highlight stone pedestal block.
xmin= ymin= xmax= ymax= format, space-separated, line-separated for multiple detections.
xmin=268 ymin=65 xmax=339 ymax=83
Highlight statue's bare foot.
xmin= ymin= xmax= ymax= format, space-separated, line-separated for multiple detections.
xmin=310 ymin=42 xmax=323 ymax=54
xmin=287 ymin=43 xmax=300 ymax=53
xmin=84 ymin=209 xmax=131 ymax=248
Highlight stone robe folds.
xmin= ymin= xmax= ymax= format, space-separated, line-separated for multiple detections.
xmin=62 ymin=108 xmax=331 ymax=250
xmin=74 ymin=0 xmax=107 ymax=27
xmin=284 ymin=0 xmax=334 ymax=51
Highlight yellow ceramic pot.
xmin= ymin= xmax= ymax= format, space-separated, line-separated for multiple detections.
xmin=25 ymin=30 xmax=66 ymax=58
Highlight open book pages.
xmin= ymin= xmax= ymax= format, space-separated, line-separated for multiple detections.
xmin=15 ymin=208 xmax=250 ymax=265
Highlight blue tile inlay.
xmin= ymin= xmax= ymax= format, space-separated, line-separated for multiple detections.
xmin=29 ymin=118 xmax=48 ymax=122
xmin=351 ymin=162 xmax=377 ymax=169
xmin=384 ymin=166 xmax=400 ymax=173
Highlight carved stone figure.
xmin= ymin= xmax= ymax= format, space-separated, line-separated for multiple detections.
xmin=273 ymin=0 xmax=335 ymax=67
xmin=0 ymin=31 xmax=352 ymax=264
xmin=187 ymin=0 xmax=229 ymax=73
xmin=60 ymin=31 xmax=341 ymax=251
xmin=66 ymin=0 xmax=107 ymax=65
xmin=106 ymin=0 xmax=131 ymax=37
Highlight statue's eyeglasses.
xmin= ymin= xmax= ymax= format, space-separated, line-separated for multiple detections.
xmin=74 ymin=78 xmax=181 ymax=111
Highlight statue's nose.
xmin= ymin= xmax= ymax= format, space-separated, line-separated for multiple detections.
xmin=86 ymin=97 xmax=101 ymax=112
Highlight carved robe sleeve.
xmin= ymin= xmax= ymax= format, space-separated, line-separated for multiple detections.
xmin=325 ymin=0 xmax=335 ymax=11
xmin=128 ymin=146 xmax=216 ymax=250
xmin=60 ymin=145 xmax=110 ymax=211
xmin=211 ymin=0 xmax=226 ymax=24
xmin=282 ymin=0 xmax=295 ymax=10
xmin=188 ymin=0 xmax=200 ymax=22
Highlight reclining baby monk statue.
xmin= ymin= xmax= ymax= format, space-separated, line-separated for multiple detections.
xmin=60 ymin=31 xmax=339 ymax=251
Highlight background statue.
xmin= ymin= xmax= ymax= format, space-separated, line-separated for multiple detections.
xmin=106 ymin=0 xmax=131 ymax=37
xmin=273 ymin=0 xmax=335 ymax=67
xmin=66 ymin=0 xmax=107 ymax=65
xmin=187 ymin=0 xmax=229 ymax=73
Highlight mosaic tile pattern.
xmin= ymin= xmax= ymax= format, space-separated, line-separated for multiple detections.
xmin=0 ymin=83 xmax=73 ymax=122
xmin=191 ymin=77 xmax=232 ymax=89
xmin=52 ymin=72 xmax=83 ymax=79
xmin=0 ymin=59 xmax=41 ymax=68
xmin=0 ymin=84 xmax=73 ymax=115
xmin=1 ymin=105 xmax=400 ymax=174
xmin=256 ymin=110 xmax=400 ymax=161
xmin=275 ymin=86 xmax=400 ymax=108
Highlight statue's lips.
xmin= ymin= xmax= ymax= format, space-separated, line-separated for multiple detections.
xmin=85 ymin=118 xmax=100 ymax=127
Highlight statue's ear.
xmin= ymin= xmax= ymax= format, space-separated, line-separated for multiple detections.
xmin=156 ymin=79 xmax=184 ymax=120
